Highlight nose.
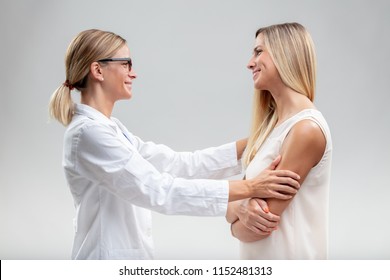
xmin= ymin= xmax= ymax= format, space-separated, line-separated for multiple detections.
xmin=129 ymin=68 xmax=137 ymax=79
xmin=247 ymin=57 xmax=255 ymax=70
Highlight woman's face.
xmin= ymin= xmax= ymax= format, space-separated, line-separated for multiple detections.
xmin=247 ymin=33 xmax=279 ymax=91
xmin=101 ymin=44 xmax=137 ymax=101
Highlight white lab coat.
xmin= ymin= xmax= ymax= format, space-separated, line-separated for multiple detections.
xmin=62 ymin=104 xmax=242 ymax=259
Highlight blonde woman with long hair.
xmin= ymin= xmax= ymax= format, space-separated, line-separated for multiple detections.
xmin=226 ymin=23 xmax=332 ymax=259
xmin=48 ymin=29 xmax=301 ymax=260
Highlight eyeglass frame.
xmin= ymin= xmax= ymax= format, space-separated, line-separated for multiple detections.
xmin=97 ymin=58 xmax=132 ymax=72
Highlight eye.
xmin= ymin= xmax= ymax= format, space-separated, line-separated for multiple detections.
xmin=254 ymin=49 xmax=263 ymax=56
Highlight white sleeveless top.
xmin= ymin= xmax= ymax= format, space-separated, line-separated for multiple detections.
xmin=240 ymin=109 xmax=332 ymax=259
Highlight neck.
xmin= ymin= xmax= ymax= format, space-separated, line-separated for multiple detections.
xmin=269 ymin=86 xmax=314 ymax=125
xmin=81 ymin=87 xmax=114 ymax=118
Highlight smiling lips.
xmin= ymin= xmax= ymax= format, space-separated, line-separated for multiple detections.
xmin=252 ymin=69 xmax=260 ymax=79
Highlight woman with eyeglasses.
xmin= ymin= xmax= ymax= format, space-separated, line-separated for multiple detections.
xmin=226 ymin=23 xmax=333 ymax=259
xmin=48 ymin=29 xmax=300 ymax=260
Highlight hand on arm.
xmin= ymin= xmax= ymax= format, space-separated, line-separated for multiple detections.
xmin=227 ymin=154 xmax=300 ymax=202
xmin=228 ymin=155 xmax=283 ymax=241
xmin=231 ymin=120 xmax=326 ymax=242
xmin=226 ymin=156 xmax=284 ymax=223
xmin=230 ymin=198 xmax=279 ymax=231
xmin=230 ymin=199 xmax=278 ymax=242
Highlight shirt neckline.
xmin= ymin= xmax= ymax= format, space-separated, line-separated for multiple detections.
xmin=74 ymin=103 xmax=117 ymax=128
xmin=274 ymin=108 xmax=319 ymax=129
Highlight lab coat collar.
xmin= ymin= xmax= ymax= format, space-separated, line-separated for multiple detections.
xmin=74 ymin=103 xmax=117 ymax=129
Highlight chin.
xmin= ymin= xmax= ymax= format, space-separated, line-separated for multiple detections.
xmin=254 ymin=83 xmax=266 ymax=91
xmin=124 ymin=91 xmax=132 ymax=100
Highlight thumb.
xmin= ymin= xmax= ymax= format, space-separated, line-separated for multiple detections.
xmin=267 ymin=155 xmax=281 ymax=170
xmin=256 ymin=198 xmax=270 ymax=213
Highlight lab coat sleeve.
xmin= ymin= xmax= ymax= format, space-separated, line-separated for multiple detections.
xmin=74 ymin=124 xmax=229 ymax=216
xmin=118 ymin=124 xmax=242 ymax=179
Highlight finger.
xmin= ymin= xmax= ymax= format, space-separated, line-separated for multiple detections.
xmin=254 ymin=217 xmax=278 ymax=229
xmin=272 ymin=170 xmax=301 ymax=181
xmin=262 ymin=212 xmax=280 ymax=222
xmin=250 ymin=226 xmax=272 ymax=236
xmin=270 ymin=184 xmax=298 ymax=195
xmin=267 ymin=155 xmax=281 ymax=170
xmin=258 ymin=213 xmax=280 ymax=224
xmin=273 ymin=177 xmax=300 ymax=190
xmin=244 ymin=208 xmax=277 ymax=228
xmin=256 ymin=198 xmax=270 ymax=213
xmin=254 ymin=224 xmax=272 ymax=232
xmin=284 ymin=177 xmax=301 ymax=189
xmin=255 ymin=223 xmax=277 ymax=233
xmin=254 ymin=200 xmax=280 ymax=222
xmin=269 ymin=190 xmax=293 ymax=200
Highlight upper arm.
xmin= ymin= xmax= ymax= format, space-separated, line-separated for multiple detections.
xmin=266 ymin=119 xmax=326 ymax=215
xmin=75 ymin=124 xmax=132 ymax=182
xmin=230 ymin=120 xmax=326 ymax=242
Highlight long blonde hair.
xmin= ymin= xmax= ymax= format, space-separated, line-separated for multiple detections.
xmin=48 ymin=29 xmax=126 ymax=126
xmin=243 ymin=22 xmax=317 ymax=167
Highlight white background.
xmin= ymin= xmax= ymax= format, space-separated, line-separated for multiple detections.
xmin=1 ymin=0 xmax=389 ymax=259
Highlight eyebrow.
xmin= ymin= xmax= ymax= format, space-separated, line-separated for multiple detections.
xmin=253 ymin=44 xmax=264 ymax=51
xmin=252 ymin=45 xmax=264 ymax=54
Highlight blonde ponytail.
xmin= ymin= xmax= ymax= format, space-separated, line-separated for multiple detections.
xmin=49 ymin=84 xmax=74 ymax=126
xmin=48 ymin=29 xmax=127 ymax=127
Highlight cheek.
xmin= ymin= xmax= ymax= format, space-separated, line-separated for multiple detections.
xmin=265 ymin=57 xmax=278 ymax=74
xmin=254 ymin=67 xmax=272 ymax=90
xmin=254 ymin=74 xmax=265 ymax=90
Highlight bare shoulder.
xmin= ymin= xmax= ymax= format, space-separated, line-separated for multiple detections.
xmin=282 ymin=119 xmax=326 ymax=167
xmin=289 ymin=119 xmax=325 ymax=146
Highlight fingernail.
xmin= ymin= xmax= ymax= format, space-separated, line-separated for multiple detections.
xmin=264 ymin=207 xmax=269 ymax=213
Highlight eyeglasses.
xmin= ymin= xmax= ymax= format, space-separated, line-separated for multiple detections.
xmin=97 ymin=57 xmax=132 ymax=72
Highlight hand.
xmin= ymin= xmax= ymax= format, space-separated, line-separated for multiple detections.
xmin=250 ymin=155 xmax=300 ymax=199
xmin=237 ymin=198 xmax=279 ymax=235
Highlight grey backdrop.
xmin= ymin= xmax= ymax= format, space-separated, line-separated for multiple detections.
xmin=1 ymin=0 xmax=389 ymax=259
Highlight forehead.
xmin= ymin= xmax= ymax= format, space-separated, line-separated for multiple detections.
xmin=254 ymin=33 xmax=265 ymax=47
xmin=113 ymin=44 xmax=130 ymax=57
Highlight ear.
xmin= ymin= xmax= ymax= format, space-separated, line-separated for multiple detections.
xmin=90 ymin=62 xmax=104 ymax=81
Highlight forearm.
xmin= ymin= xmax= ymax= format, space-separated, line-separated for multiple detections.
xmin=172 ymin=142 xmax=242 ymax=179
xmin=231 ymin=220 xmax=268 ymax=242
xmin=228 ymin=180 xmax=251 ymax=202
xmin=226 ymin=201 xmax=241 ymax=223
xmin=265 ymin=197 xmax=293 ymax=216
